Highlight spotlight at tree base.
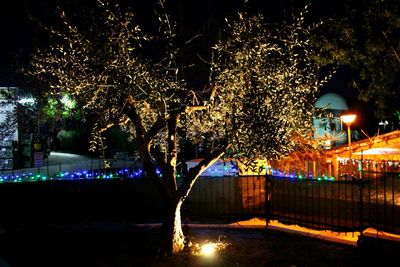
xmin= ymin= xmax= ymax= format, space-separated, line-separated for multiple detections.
xmin=191 ymin=237 xmax=230 ymax=257
xmin=200 ymin=243 xmax=217 ymax=256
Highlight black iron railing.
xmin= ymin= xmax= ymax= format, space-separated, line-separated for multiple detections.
xmin=184 ymin=173 xmax=400 ymax=235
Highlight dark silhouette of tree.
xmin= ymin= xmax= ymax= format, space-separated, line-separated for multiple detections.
xmin=316 ymin=0 xmax=400 ymax=122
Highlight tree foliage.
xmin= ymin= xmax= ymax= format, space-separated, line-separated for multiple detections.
xmin=317 ymin=0 xmax=400 ymax=121
xmin=209 ymin=11 xmax=328 ymax=160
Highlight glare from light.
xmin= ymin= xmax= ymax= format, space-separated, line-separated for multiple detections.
xmin=340 ymin=114 xmax=356 ymax=125
xmin=18 ymin=97 xmax=35 ymax=105
xmin=200 ymin=243 xmax=216 ymax=256
xmin=61 ymin=94 xmax=76 ymax=109
xmin=353 ymin=148 xmax=400 ymax=155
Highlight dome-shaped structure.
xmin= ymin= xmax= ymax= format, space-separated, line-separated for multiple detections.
xmin=314 ymin=93 xmax=349 ymax=148
xmin=315 ymin=93 xmax=348 ymax=111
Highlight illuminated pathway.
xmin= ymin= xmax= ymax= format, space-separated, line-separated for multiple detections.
xmin=229 ymin=218 xmax=400 ymax=246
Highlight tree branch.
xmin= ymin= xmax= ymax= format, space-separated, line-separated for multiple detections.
xmin=177 ymin=144 xmax=231 ymax=199
xmin=382 ymin=31 xmax=400 ymax=65
xmin=164 ymin=113 xmax=179 ymax=194
xmin=123 ymin=95 xmax=173 ymax=198
xmin=185 ymin=105 xmax=208 ymax=115
xmin=123 ymin=96 xmax=147 ymax=140
xmin=146 ymin=115 xmax=167 ymax=140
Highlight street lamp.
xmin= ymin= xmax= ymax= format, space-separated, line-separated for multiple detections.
xmin=340 ymin=114 xmax=357 ymax=161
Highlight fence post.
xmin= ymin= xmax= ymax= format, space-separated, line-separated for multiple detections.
xmin=47 ymin=157 xmax=49 ymax=178
xmin=358 ymin=179 xmax=364 ymax=231
xmin=265 ymin=175 xmax=272 ymax=225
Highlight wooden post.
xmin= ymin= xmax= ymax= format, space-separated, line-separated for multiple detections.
xmin=313 ymin=161 xmax=316 ymax=178
xmin=333 ymin=156 xmax=339 ymax=180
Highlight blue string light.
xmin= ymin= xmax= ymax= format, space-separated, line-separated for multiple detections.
xmin=0 ymin=167 xmax=148 ymax=184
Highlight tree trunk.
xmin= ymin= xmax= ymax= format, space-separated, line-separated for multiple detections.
xmin=160 ymin=197 xmax=185 ymax=255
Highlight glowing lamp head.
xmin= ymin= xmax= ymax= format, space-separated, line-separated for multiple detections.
xmin=340 ymin=114 xmax=356 ymax=125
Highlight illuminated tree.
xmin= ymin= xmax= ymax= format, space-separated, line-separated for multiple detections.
xmin=28 ymin=1 xmax=328 ymax=255
xmin=209 ymin=11 xmax=329 ymax=160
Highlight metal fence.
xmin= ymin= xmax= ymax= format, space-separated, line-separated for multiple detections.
xmin=1 ymin=154 xmax=399 ymax=236
xmin=184 ymin=173 xmax=400 ymax=235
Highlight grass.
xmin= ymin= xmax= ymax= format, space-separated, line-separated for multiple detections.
xmin=0 ymin=221 xmax=398 ymax=267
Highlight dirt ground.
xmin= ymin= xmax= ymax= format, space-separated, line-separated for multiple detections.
xmin=0 ymin=222 xmax=398 ymax=267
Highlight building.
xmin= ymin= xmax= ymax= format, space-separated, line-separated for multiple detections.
xmin=326 ymin=130 xmax=400 ymax=178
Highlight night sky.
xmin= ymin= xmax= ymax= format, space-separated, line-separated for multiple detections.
xmin=0 ymin=0 xmax=341 ymax=83
xmin=0 ymin=0 xmax=32 ymax=85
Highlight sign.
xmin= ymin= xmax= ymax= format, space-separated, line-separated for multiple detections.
xmin=33 ymin=152 xmax=44 ymax=167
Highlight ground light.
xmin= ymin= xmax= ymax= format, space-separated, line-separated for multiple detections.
xmin=200 ymin=243 xmax=217 ymax=256
xmin=192 ymin=236 xmax=230 ymax=257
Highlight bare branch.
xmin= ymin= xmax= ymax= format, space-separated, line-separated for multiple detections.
xmin=382 ymin=31 xmax=400 ymax=66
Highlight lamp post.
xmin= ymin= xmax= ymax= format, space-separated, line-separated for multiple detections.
xmin=340 ymin=114 xmax=357 ymax=161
